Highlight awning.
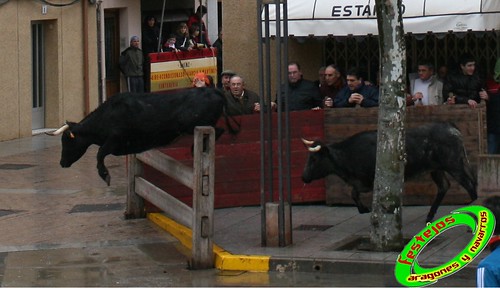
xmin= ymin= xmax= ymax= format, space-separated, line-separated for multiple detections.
xmin=264 ymin=0 xmax=500 ymax=37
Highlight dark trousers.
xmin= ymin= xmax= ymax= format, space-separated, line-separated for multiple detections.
xmin=127 ymin=76 xmax=144 ymax=93
xmin=488 ymin=133 xmax=500 ymax=154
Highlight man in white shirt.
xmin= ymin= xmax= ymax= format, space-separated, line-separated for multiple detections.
xmin=408 ymin=61 xmax=443 ymax=106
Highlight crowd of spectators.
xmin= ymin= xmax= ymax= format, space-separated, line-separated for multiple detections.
xmin=121 ymin=9 xmax=499 ymax=154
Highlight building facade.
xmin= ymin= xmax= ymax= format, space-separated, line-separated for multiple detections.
xmin=0 ymin=0 xmax=215 ymax=142
xmin=221 ymin=1 xmax=499 ymax=95
xmin=0 ymin=0 xmax=99 ymax=140
xmin=0 ymin=0 xmax=498 ymax=141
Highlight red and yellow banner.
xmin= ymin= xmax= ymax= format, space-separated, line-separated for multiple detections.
xmin=149 ymin=49 xmax=217 ymax=92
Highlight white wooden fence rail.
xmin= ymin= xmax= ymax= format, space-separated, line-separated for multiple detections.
xmin=126 ymin=126 xmax=215 ymax=269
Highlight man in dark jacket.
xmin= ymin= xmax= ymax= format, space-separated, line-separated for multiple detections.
xmin=320 ymin=64 xmax=346 ymax=108
xmin=141 ymin=16 xmax=161 ymax=92
xmin=225 ymin=75 xmax=261 ymax=115
xmin=119 ymin=36 xmax=144 ymax=93
xmin=275 ymin=62 xmax=322 ymax=111
xmin=443 ymin=53 xmax=488 ymax=108
xmin=334 ymin=67 xmax=379 ymax=108
xmin=485 ymin=58 xmax=500 ymax=154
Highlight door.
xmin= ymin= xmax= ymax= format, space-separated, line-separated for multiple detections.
xmin=104 ymin=10 xmax=120 ymax=98
xmin=32 ymin=23 xmax=45 ymax=129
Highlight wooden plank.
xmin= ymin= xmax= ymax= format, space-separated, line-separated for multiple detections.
xmin=478 ymin=154 xmax=500 ymax=200
xmin=137 ymin=149 xmax=194 ymax=189
xmin=135 ymin=177 xmax=193 ymax=228
xmin=191 ymin=127 xmax=215 ymax=269
xmin=125 ymin=154 xmax=145 ymax=219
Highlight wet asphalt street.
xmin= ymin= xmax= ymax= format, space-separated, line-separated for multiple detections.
xmin=0 ymin=133 xmax=482 ymax=286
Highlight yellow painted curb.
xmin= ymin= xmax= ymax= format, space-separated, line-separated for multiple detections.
xmin=148 ymin=213 xmax=270 ymax=272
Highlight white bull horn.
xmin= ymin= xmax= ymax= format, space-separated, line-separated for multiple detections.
xmin=45 ymin=124 xmax=69 ymax=136
xmin=301 ymin=138 xmax=315 ymax=146
xmin=307 ymin=145 xmax=321 ymax=152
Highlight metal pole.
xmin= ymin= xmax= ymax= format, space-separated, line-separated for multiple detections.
xmin=282 ymin=0 xmax=292 ymax=246
xmin=274 ymin=0 xmax=285 ymax=247
xmin=258 ymin=0 xmax=291 ymax=247
xmin=157 ymin=0 xmax=167 ymax=53
xmin=257 ymin=0 xmax=266 ymax=247
xmin=264 ymin=6 xmax=273 ymax=205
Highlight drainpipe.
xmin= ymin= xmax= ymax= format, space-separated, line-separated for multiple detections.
xmin=96 ymin=1 xmax=103 ymax=104
xmin=82 ymin=0 xmax=90 ymax=115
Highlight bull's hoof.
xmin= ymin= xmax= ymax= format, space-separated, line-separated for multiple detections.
xmin=358 ymin=207 xmax=370 ymax=214
xmin=99 ymin=172 xmax=111 ymax=186
xmin=426 ymin=215 xmax=434 ymax=223
xmin=105 ymin=175 xmax=111 ymax=186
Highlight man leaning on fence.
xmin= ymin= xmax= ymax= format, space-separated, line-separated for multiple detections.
xmin=334 ymin=67 xmax=379 ymax=108
xmin=407 ymin=60 xmax=443 ymax=106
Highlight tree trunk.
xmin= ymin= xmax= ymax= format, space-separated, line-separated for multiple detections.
xmin=370 ymin=0 xmax=406 ymax=252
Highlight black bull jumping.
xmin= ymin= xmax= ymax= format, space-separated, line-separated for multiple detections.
xmin=301 ymin=122 xmax=477 ymax=222
xmin=47 ymin=88 xmax=239 ymax=185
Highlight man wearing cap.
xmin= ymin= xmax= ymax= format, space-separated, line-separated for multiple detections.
xmin=119 ymin=36 xmax=144 ymax=93
xmin=220 ymin=69 xmax=236 ymax=93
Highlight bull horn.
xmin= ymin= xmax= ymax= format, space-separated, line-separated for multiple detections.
xmin=45 ymin=124 xmax=69 ymax=136
xmin=308 ymin=145 xmax=321 ymax=152
xmin=301 ymin=138 xmax=315 ymax=146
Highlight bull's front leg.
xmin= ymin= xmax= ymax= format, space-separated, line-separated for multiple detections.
xmin=351 ymin=188 xmax=370 ymax=214
xmin=97 ymin=145 xmax=112 ymax=186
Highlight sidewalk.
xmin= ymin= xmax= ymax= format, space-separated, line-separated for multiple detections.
xmin=0 ymin=133 xmax=487 ymax=286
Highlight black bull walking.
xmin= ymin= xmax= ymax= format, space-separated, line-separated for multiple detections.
xmin=301 ymin=122 xmax=477 ymax=222
xmin=47 ymin=88 xmax=238 ymax=185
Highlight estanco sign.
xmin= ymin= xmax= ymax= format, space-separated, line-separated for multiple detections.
xmin=264 ymin=0 xmax=500 ymax=36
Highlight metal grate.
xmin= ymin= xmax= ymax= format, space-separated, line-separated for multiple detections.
xmin=325 ymin=31 xmax=499 ymax=82
xmin=69 ymin=203 xmax=124 ymax=213
xmin=0 ymin=164 xmax=35 ymax=170
xmin=294 ymin=224 xmax=333 ymax=231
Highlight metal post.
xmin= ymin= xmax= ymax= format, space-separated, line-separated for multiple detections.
xmin=258 ymin=0 xmax=292 ymax=247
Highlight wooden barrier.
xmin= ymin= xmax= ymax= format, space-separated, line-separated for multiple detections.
xmin=126 ymin=126 xmax=215 ymax=269
xmin=140 ymin=105 xmax=489 ymax=211
xmin=141 ymin=110 xmax=325 ymax=209
xmin=478 ymin=154 xmax=500 ymax=200
xmin=324 ymin=104 xmax=487 ymax=206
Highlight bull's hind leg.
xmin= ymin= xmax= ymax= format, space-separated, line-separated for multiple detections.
xmin=427 ymin=170 xmax=450 ymax=222
xmin=351 ymin=188 xmax=370 ymax=214
xmin=214 ymin=127 xmax=225 ymax=140
xmin=446 ymin=165 xmax=478 ymax=204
